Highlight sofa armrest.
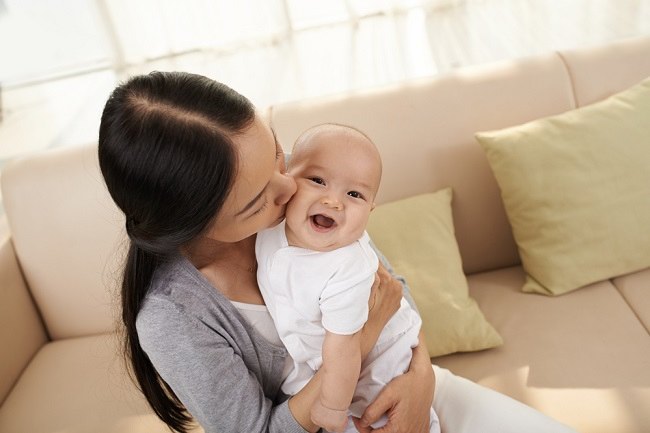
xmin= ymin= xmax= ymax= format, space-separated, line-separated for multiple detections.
xmin=0 ymin=235 xmax=47 ymax=405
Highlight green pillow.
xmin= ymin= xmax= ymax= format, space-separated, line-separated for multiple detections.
xmin=477 ymin=77 xmax=650 ymax=296
xmin=367 ymin=188 xmax=503 ymax=358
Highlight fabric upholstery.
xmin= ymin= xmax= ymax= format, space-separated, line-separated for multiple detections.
xmin=560 ymin=35 xmax=650 ymax=106
xmin=433 ymin=266 xmax=650 ymax=433
xmin=477 ymin=77 xmax=650 ymax=295
xmin=0 ymin=236 xmax=47 ymax=405
xmin=0 ymin=333 xmax=204 ymax=433
xmin=613 ymin=267 xmax=650 ymax=333
xmin=1 ymin=145 xmax=127 ymax=339
xmin=367 ymin=189 xmax=502 ymax=357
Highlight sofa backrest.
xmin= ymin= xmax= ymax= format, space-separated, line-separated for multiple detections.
xmin=2 ymin=36 xmax=649 ymax=340
xmin=559 ymin=36 xmax=650 ymax=107
xmin=269 ymin=36 xmax=650 ymax=274
xmin=1 ymin=145 xmax=125 ymax=340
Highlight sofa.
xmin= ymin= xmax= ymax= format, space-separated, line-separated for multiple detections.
xmin=1 ymin=35 xmax=649 ymax=433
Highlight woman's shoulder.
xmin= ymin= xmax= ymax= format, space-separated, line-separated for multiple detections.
xmin=147 ymin=254 xmax=223 ymax=304
xmin=137 ymin=254 xmax=235 ymax=338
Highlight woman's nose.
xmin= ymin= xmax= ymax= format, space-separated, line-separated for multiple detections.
xmin=274 ymin=172 xmax=297 ymax=205
xmin=321 ymin=197 xmax=343 ymax=211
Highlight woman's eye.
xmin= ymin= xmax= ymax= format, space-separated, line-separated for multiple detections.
xmin=310 ymin=177 xmax=325 ymax=185
xmin=252 ymin=200 xmax=268 ymax=215
xmin=348 ymin=191 xmax=363 ymax=199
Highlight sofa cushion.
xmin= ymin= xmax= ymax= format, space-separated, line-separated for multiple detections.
xmin=613 ymin=267 xmax=650 ymax=333
xmin=0 ymin=333 xmax=203 ymax=433
xmin=1 ymin=145 xmax=126 ymax=339
xmin=367 ymin=189 xmax=502 ymax=357
xmin=433 ymin=266 xmax=650 ymax=433
xmin=477 ymin=77 xmax=650 ymax=295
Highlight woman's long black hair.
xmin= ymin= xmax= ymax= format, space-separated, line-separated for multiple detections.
xmin=98 ymin=71 xmax=255 ymax=432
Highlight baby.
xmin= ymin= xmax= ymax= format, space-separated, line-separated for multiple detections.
xmin=255 ymin=123 xmax=439 ymax=433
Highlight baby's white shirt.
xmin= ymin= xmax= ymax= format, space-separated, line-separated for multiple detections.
xmin=255 ymin=220 xmax=378 ymax=394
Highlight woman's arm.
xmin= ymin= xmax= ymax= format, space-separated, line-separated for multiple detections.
xmin=137 ymin=296 xmax=306 ymax=433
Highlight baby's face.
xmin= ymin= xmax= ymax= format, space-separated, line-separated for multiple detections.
xmin=284 ymin=130 xmax=381 ymax=252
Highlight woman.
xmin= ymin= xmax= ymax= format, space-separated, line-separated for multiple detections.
xmin=98 ymin=71 xmax=576 ymax=433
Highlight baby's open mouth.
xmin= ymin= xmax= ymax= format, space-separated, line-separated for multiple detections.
xmin=311 ymin=214 xmax=335 ymax=229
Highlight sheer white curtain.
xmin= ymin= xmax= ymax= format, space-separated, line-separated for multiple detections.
xmin=0 ymin=0 xmax=108 ymax=84
xmin=102 ymin=0 xmax=288 ymax=65
xmin=97 ymin=0 xmax=456 ymax=106
xmin=0 ymin=0 xmax=459 ymax=86
xmin=103 ymin=0 xmax=458 ymax=66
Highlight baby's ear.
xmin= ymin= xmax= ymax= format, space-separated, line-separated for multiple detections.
xmin=370 ymin=202 xmax=376 ymax=211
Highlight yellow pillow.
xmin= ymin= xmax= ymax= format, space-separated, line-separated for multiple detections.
xmin=367 ymin=188 xmax=503 ymax=358
xmin=477 ymin=77 xmax=650 ymax=296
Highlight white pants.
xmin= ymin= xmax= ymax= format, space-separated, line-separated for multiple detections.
xmin=432 ymin=365 xmax=578 ymax=433
xmin=344 ymin=323 xmax=440 ymax=433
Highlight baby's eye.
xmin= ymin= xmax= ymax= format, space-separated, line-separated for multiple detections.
xmin=348 ymin=191 xmax=364 ymax=199
xmin=310 ymin=177 xmax=325 ymax=185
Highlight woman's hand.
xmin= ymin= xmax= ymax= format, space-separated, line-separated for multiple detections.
xmin=360 ymin=264 xmax=403 ymax=358
xmin=353 ymin=332 xmax=435 ymax=433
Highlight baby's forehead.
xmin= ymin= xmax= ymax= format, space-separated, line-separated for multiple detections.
xmin=311 ymin=125 xmax=368 ymax=143
xmin=294 ymin=126 xmax=377 ymax=158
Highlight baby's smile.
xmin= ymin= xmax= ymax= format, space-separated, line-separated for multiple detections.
xmin=310 ymin=213 xmax=337 ymax=232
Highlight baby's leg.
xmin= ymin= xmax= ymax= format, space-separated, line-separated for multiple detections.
xmin=348 ymin=329 xmax=418 ymax=429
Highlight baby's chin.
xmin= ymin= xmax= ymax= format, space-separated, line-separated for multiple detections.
xmin=303 ymin=234 xmax=360 ymax=252
xmin=285 ymin=224 xmax=343 ymax=252
xmin=307 ymin=241 xmax=345 ymax=253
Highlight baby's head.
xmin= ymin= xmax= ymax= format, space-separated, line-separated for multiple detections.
xmin=284 ymin=123 xmax=382 ymax=252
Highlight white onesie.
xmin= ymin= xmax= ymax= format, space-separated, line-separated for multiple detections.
xmin=256 ymin=221 xmax=439 ymax=432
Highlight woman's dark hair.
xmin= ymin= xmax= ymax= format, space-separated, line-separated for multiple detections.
xmin=98 ymin=71 xmax=255 ymax=432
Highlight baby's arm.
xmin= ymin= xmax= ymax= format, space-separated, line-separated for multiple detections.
xmin=311 ymin=330 xmax=362 ymax=433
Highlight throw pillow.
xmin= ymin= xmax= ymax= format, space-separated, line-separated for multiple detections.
xmin=367 ymin=188 xmax=503 ymax=357
xmin=476 ymin=77 xmax=650 ymax=295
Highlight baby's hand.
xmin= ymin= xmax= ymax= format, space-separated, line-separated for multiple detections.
xmin=311 ymin=399 xmax=349 ymax=433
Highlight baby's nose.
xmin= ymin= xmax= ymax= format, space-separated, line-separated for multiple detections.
xmin=321 ymin=197 xmax=343 ymax=211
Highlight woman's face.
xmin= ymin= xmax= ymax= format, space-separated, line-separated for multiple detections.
xmin=206 ymin=114 xmax=296 ymax=243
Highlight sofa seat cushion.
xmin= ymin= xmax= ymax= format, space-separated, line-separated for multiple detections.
xmin=613 ymin=267 xmax=650 ymax=333
xmin=0 ymin=333 xmax=203 ymax=433
xmin=432 ymin=266 xmax=650 ymax=433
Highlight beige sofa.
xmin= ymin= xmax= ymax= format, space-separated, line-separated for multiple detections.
xmin=1 ymin=35 xmax=650 ymax=433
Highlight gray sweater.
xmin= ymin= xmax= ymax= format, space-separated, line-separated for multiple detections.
xmin=137 ymin=249 xmax=415 ymax=433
